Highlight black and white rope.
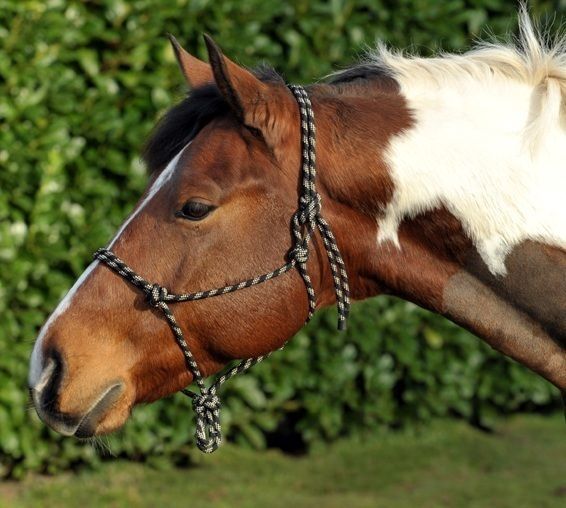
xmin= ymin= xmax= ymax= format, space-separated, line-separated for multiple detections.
xmin=287 ymin=84 xmax=350 ymax=329
xmin=93 ymin=84 xmax=350 ymax=454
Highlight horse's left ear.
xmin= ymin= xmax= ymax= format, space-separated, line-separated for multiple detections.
xmin=203 ymin=34 xmax=286 ymax=144
xmin=168 ymin=35 xmax=213 ymax=89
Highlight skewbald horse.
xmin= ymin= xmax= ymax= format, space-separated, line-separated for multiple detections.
xmin=30 ymin=10 xmax=565 ymax=440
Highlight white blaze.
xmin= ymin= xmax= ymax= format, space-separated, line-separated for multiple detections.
xmin=28 ymin=145 xmax=189 ymax=388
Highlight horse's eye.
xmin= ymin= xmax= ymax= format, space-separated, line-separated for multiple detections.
xmin=176 ymin=201 xmax=215 ymax=221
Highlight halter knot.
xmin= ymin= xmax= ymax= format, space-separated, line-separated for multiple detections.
xmin=290 ymin=244 xmax=309 ymax=264
xmin=147 ymin=283 xmax=169 ymax=308
xmin=191 ymin=391 xmax=222 ymax=453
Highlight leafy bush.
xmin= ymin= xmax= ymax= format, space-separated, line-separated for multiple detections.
xmin=0 ymin=0 xmax=561 ymax=478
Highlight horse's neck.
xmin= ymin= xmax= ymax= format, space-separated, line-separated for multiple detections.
xmin=315 ymin=80 xmax=566 ymax=391
xmin=317 ymin=75 xmax=566 ymax=282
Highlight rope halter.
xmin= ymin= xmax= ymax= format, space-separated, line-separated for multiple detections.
xmin=94 ymin=84 xmax=350 ymax=453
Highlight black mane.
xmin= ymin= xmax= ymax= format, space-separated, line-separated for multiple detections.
xmin=327 ymin=63 xmax=393 ymax=84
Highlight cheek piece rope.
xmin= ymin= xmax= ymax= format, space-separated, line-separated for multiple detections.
xmin=93 ymin=84 xmax=350 ymax=454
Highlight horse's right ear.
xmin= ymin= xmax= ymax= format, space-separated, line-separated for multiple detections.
xmin=168 ymin=35 xmax=213 ymax=89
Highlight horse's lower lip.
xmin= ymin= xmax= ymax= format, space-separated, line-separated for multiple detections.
xmin=73 ymin=383 xmax=124 ymax=438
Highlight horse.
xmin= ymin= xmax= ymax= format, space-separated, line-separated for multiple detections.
xmin=29 ymin=9 xmax=565 ymax=445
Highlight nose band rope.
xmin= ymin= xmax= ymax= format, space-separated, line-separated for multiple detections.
xmin=94 ymin=84 xmax=350 ymax=453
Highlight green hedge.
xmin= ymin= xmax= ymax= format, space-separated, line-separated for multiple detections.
xmin=0 ymin=0 xmax=561 ymax=478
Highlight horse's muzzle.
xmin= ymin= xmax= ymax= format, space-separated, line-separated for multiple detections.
xmin=29 ymin=352 xmax=124 ymax=438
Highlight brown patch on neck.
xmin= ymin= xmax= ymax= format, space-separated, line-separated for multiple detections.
xmin=321 ymin=203 xmax=470 ymax=309
xmin=301 ymin=78 xmax=416 ymax=306
xmin=361 ymin=207 xmax=471 ymax=309
xmin=311 ymin=80 xmax=413 ymax=215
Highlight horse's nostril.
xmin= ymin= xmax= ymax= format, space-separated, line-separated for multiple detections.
xmin=30 ymin=349 xmax=85 ymax=436
xmin=32 ymin=349 xmax=64 ymax=408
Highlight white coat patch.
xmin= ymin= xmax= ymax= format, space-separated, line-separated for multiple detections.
xmin=369 ymin=9 xmax=566 ymax=274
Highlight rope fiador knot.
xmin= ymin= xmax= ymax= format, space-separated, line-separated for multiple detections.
xmin=146 ymin=283 xmax=168 ymax=308
xmin=190 ymin=391 xmax=222 ymax=453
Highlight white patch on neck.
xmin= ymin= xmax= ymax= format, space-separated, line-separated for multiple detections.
xmin=29 ymin=144 xmax=189 ymax=387
xmin=378 ymin=76 xmax=566 ymax=275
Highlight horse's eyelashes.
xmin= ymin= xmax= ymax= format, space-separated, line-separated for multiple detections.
xmin=176 ymin=201 xmax=215 ymax=221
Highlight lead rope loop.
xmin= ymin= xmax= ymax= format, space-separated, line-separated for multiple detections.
xmin=186 ymin=389 xmax=222 ymax=453
xmin=93 ymin=84 xmax=350 ymax=454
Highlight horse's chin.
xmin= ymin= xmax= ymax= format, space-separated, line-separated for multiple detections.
xmin=81 ymin=407 xmax=132 ymax=438
xmin=32 ymin=377 xmax=134 ymax=439
xmin=74 ymin=385 xmax=133 ymax=438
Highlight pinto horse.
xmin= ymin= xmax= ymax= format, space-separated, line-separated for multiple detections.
xmin=30 ymin=11 xmax=565 ymax=441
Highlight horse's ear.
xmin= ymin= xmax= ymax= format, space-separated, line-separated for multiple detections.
xmin=168 ymin=35 xmax=213 ymax=89
xmin=203 ymin=34 xmax=274 ymax=133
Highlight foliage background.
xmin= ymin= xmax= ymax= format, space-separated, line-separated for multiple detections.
xmin=0 ymin=0 xmax=563 ymax=478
